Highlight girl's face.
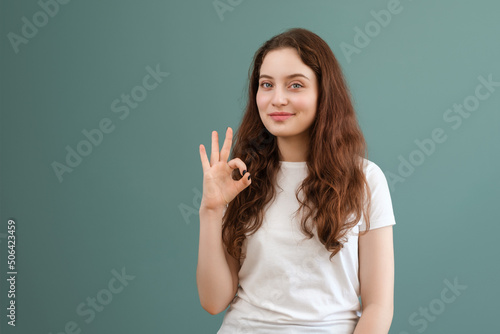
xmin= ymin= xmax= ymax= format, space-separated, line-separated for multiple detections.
xmin=256 ymin=47 xmax=318 ymax=142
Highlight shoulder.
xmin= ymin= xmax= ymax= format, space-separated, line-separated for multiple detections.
xmin=359 ymin=157 xmax=392 ymax=200
xmin=358 ymin=157 xmax=396 ymax=231
xmin=360 ymin=157 xmax=387 ymax=184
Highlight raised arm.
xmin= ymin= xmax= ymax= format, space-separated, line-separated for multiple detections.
xmin=196 ymin=127 xmax=251 ymax=314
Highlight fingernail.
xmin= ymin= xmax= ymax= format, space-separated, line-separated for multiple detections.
xmin=247 ymin=174 xmax=251 ymax=180
xmin=242 ymin=170 xmax=247 ymax=175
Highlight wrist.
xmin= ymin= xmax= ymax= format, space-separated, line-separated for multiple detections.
xmin=199 ymin=203 xmax=227 ymax=214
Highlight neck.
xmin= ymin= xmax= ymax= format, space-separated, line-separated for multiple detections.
xmin=277 ymin=132 xmax=309 ymax=162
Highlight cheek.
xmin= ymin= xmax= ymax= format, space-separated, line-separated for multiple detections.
xmin=256 ymin=92 xmax=268 ymax=110
xmin=291 ymin=94 xmax=316 ymax=112
xmin=255 ymin=91 xmax=272 ymax=110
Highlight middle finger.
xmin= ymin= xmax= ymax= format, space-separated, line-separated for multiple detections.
xmin=220 ymin=127 xmax=232 ymax=162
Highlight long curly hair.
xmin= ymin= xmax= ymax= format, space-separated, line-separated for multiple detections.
xmin=222 ymin=27 xmax=372 ymax=262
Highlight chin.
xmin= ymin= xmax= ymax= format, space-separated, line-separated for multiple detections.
xmin=266 ymin=128 xmax=295 ymax=138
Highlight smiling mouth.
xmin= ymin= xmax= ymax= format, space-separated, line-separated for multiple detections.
xmin=269 ymin=114 xmax=294 ymax=121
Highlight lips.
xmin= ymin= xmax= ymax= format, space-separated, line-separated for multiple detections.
xmin=269 ymin=112 xmax=294 ymax=121
xmin=269 ymin=112 xmax=294 ymax=116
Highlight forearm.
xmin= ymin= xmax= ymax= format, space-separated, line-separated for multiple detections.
xmin=353 ymin=304 xmax=393 ymax=334
xmin=196 ymin=207 xmax=234 ymax=314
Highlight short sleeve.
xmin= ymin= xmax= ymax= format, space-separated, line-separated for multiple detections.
xmin=358 ymin=161 xmax=397 ymax=232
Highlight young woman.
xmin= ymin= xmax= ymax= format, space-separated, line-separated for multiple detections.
xmin=197 ymin=27 xmax=396 ymax=334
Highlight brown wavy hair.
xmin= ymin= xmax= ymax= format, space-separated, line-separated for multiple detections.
xmin=222 ymin=27 xmax=372 ymax=262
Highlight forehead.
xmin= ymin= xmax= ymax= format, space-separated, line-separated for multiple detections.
xmin=260 ymin=48 xmax=315 ymax=78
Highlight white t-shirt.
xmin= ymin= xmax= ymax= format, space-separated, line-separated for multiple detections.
xmin=217 ymin=158 xmax=396 ymax=334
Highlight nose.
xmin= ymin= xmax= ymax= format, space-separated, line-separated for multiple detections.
xmin=271 ymin=87 xmax=288 ymax=107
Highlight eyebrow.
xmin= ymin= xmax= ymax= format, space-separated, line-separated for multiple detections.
xmin=259 ymin=73 xmax=310 ymax=81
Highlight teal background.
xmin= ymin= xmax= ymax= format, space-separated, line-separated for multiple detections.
xmin=1 ymin=0 xmax=499 ymax=333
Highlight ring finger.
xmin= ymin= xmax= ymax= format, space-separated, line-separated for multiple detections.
xmin=210 ymin=131 xmax=219 ymax=165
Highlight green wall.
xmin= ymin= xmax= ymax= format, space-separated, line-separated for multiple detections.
xmin=1 ymin=0 xmax=498 ymax=333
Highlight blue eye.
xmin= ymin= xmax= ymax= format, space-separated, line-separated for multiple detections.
xmin=260 ymin=82 xmax=303 ymax=89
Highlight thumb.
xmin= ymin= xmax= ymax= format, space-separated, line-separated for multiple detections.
xmin=235 ymin=170 xmax=251 ymax=193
